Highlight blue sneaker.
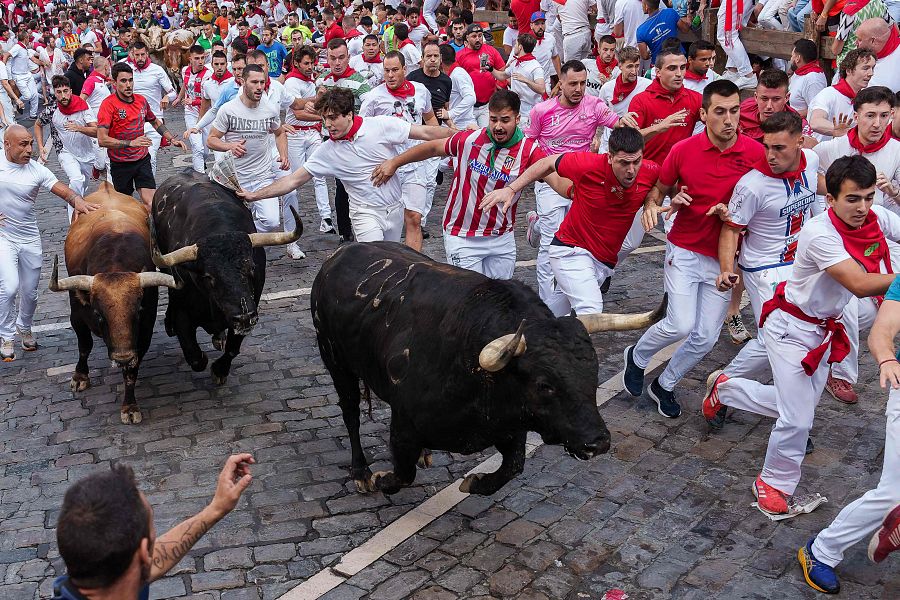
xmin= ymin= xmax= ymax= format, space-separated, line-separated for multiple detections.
xmin=798 ymin=538 xmax=840 ymax=594
xmin=622 ymin=345 xmax=644 ymax=397
xmin=648 ymin=377 xmax=681 ymax=418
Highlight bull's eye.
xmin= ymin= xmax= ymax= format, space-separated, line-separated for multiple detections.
xmin=538 ymin=382 xmax=555 ymax=395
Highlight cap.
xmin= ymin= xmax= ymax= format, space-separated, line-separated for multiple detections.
xmin=531 ymin=11 xmax=546 ymax=22
xmin=465 ymin=23 xmax=483 ymax=35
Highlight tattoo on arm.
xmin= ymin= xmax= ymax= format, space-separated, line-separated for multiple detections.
xmin=151 ymin=518 xmax=211 ymax=573
xmin=117 ymin=140 xmax=130 ymax=149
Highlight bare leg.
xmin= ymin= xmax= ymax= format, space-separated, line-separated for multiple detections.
xmin=404 ymin=209 xmax=423 ymax=252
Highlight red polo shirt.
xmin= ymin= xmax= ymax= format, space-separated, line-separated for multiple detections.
xmin=660 ymin=132 xmax=765 ymax=258
xmin=555 ymin=153 xmax=660 ymax=266
xmin=325 ymin=22 xmax=345 ymax=43
xmin=510 ymin=0 xmax=542 ymax=35
xmin=456 ymin=45 xmax=506 ymax=104
xmin=629 ymin=80 xmax=702 ymax=165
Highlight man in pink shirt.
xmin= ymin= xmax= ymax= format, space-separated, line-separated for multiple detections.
xmin=524 ymin=60 xmax=638 ymax=315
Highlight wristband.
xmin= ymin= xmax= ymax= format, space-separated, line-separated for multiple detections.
xmin=879 ymin=358 xmax=899 ymax=368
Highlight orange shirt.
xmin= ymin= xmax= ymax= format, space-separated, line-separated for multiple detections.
xmin=215 ymin=16 xmax=229 ymax=37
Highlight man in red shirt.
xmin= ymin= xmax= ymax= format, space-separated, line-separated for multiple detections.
xmin=96 ymin=62 xmax=186 ymax=211
xmin=629 ymin=48 xmax=703 ymax=166
xmin=510 ymin=0 xmax=542 ymax=35
xmin=623 ymin=79 xmax=766 ymax=418
xmin=456 ymin=23 xmax=506 ymax=126
xmin=739 ymin=68 xmax=813 ymax=143
xmin=323 ymin=9 xmax=345 ymax=43
xmin=480 ymin=126 xmax=660 ymax=314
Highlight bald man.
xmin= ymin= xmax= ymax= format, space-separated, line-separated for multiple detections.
xmin=856 ymin=18 xmax=900 ymax=92
xmin=0 ymin=125 xmax=99 ymax=361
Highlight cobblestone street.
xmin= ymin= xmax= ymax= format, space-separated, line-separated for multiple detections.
xmin=1 ymin=111 xmax=897 ymax=600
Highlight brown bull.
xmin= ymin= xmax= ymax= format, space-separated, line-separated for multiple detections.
xmin=139 ymin=27 xmax=197 ymax=91
xmin=50 ymin=183 xmax=179 ymax=424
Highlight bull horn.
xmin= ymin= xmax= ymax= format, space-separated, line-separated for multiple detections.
xmin=139 ymin=271 xmax=181 ymax=289
xmin=576 ymin=294 xmax=668 ymax=333
xmin=479 ymin=320 xmax=527 ymax=372
xmin=48 ymin=255 xmax=94 ymax=292
xmin=146 ymin=215 xmax=199 ymax=267
xmin=248 ymin=206 xmax=303 ymax=247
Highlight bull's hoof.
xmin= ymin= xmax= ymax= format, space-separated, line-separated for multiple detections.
xmin=70 ymin=373 xmax=90 ymax=392
xmin=210 ymin=359 xmax=230 ymax=385
xmin=459 ymin=473 xmax=485 ymax=494
xmin=370 ymin=470 xmax=406 ymax=495
xmin=417 ymin=449 xmax=433 ymax=469
xmin=189 ymin=352 xmax=208 ymax=372
xmin=120 ymin=405 xmax=143 ymax=424
xmin=212 ymin=330 xmax=228 ymax=351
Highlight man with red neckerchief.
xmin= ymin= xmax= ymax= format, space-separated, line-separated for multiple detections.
xmin=808 ymin=48 xmax=875 ymax=140
xmin=349 ymin=34 xmax=384 ymax=87
xmin=583 ymin=34 xmax=618 ymax=96
xmin=789 ymin=39 xmax=828 ymax=119
xmin=175 ymin=45 xmax=211 ymax=173
xmin=323 ymin=9 xmax=345 ymax=43
xmin=856 ymin=17 xmax=900 ymax=91
xmin=682 ymin=40 xmax=720 ymax=95
xmin=739 ymin=69 xmax=814 ymax=143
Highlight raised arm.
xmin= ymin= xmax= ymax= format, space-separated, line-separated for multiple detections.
xmin=479 ymin=154 xmax=562 ymax=212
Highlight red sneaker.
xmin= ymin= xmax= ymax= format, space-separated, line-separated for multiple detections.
xmin=868 ymin=504 xmax=900 ymax=563
xmin=160 ymin=135 xmax=170 ymax=148
xmin=826 ymin=373 xmax=858 ymax=404
xmin=702 ymin=371 xmax=729 ymax=428
xmin=753 ymin=476 xmax=788 ymax=515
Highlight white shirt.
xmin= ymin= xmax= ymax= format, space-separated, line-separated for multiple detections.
xmin=359 ymin=82 xmax=431 ymax=153
xmin=399 ymin=43 xmax=422 ymax=75
xmin=181 ymin=65 xmax=212 ymax=118
xmin=788 ymin=205 xmax=900 ymax=318
xmin=789 ymin=70 xmax=828 ymax=113
xmin=304 ymin=116 xmax=411 ymax=209
xmin=282 ymin=76 xmax=317 ymax=127
xmin=408 ymin=24 xmax=430 ymax=47
xmin=505 ymin=57 xmax=545 ymax=119
xmin=729 ymin=149 xmax=822 ymax=270
xmin=82 ymin=75 xmax=111 ymax=112
xmin=808 ymin=86 xmax=855 ymax=142
xmin=349 ymin=54 xmax=385 ymax=87
xmin=581 ymin=58 xmax=613 ymax=97
xmin=503 ymin=27 xmax=519 ymax=49
xmin=0 ymin=154 xmax=59 ymax=243
xmin=814 ymin=134 xmax=900 ymax=214
xmin=201 ymin=74 xmax=234 ymax=106
xmin=212 ymin=96 xmax=281 ymax=184
xmin=683 ymin=70 xmax=721 ymax=94
xmin=79 ymin=29 xmax=98 ymax=47
xmin=600 ymin=76 xmax=652 ymax=114
xmin=8 ymin=44 xmax=33 ymax=77
xmin=128 ymin=60 xmax=175 ymax=116
xmin=448 ymin=66 xmax=476 ymax=127
xmin=870 ymin=47 xmax=900 ymax=92
xmin=273 ymin=2 xmax=289 ymax=23
xmin=532 ymin=36 xmax=559 ymax=89
xmin=560 ymin=0 xmax=592 ymax=34
xmin=52 ymin=105 xmax=98 ymax=163
xmin=614 ymin=0 xmax=645 ymax=47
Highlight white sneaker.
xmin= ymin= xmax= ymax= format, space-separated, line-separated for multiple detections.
xmin=319 ymin=217 xmax=336 ymax=234
xmin=732 ymin=73 xmax=758 ymax=90
xmin=17 ymin=327 xmax=36 ymax=351
xmin=525 ymin=211 xmax=541 ymax=249
xmin=285 ymin=242 xmax=306 ymax=260
xmin=1 ymin=338 xmax=14 ymax=362
xmin=721 ymin=69 xmax=739 ymax=81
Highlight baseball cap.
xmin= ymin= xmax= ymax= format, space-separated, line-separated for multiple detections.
xmin=465 ymin=23 xmax=483 ymax=35
xmin=531 ymin=11 xmax=546 ymax=22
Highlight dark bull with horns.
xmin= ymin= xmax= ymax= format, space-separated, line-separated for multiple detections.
xmin=311 ymin=242 xmax=667 ymax=496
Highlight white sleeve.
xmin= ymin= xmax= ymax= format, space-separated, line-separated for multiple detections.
xmin=807 ymin=227 xmax=852 ymax=270
xmin=376 ymin=116 xmax=412 ymax=145
xmin=613 ymin=1 xmax=626 ymax=25
xmin=37 ymin=162 xmax=59 ymax=189
xmin=302 ymin=144 xmax=332 ymax=178
xmin=728 ymin=179 xmax=760 ymax=227
xmin=211 ymin=105 xmax=230 ymax=132
xmin=804 ymin=75 xmax=828 ymax=108
xmin=812 ymin=139 xmax=839 ymax=174
xmin=359 ymin=93 xmax=375 ymax=117
xmin=875 ymin=206 xmax=900 ymax=242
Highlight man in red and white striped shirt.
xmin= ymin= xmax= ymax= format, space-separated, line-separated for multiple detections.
xmin=371 ymin=89 xmax=569 ymax=279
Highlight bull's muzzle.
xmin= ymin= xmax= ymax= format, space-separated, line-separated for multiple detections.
xmin=231 ymin=298 xmax=258 ymax=335
xmin=564 ymin=436 xmax=611 ymax=461
xmin=110 ymin=351 xmax=138 ymax=368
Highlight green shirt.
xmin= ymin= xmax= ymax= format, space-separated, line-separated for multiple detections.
xmin=111 ymin=44 xmax=129 ymax=62
xmin=282 ymin=25 xmax=311 ymax=47
xmin=197 ymin=33 xmax=222 ymax=51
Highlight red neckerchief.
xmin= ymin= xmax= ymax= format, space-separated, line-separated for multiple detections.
xmin=833 ymin=78 xmax=857 ymax=100
xmin=684 ymin=68 xmax=707 ymax=81
xmin=755 ymin=151 xmax=807 ymax=185
xmin=646 ymin=78 xmax=683 ymax=102
xmin=183 ymin=65 xmax=208 ymax=106
xmin=847 ymin=126 xmax=892 ymax=154
xmin=794 ymin=62 xmax=824 ymax=76
xmin=595 ymin=56 xmax=617 ymax=79
xmin=330 ymin=67 xmax=358 ymax=81
xmin=127 ymin=58 xmax=150 ymax=72
xmin=332 ymin=115 xmax=363 ymax=141
xmin=446 ymin=62 xmax=459 ymax=75
xmin=387 ymin=80 xmax=416 ymax=98
xmin=612 ymin=74 xmax=638 ymax=104
xmin=345 ymin=29 xmax=363 ymax=39
xmin=285 ymin=68 xmax=314 ymax=82
xmin=517 ymin=53 xmax=536 ymax=63
xmin=759 ymin=282 xmax=850 ymax=375
xmin=878 ymin=24 xmax=900 ymax=58
xmin=17 ymin=41 xmax=27 ymax=50
xmin=828 ymin=207 xmax=894 ymax=304
xmin=57 ymin=94 xmax=89 ymax=115
xmin=211 ymin=70 xmax=233 ymax=83
xmin=362 ymin=52 xmax=382 ymax=63
xmin=398 ymin=38 xmax=414 ymax=49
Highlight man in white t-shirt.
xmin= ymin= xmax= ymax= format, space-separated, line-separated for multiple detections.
xmin=857 ymin=17 xmax=900 ymax=92
xmin=559 ymin=0 xmax=592 ymax=61
xmin=176 ymin=45 xmax=212 ymax=173
xmin=239 ymin=88 xmax=451 ymax=243
xmin=702 ymin=155 xmax=900 ymax=516
xmin=405 ymin=8 xmax=430 ymax=48
xmin=582 ymin=35 xmax=619 ymax=97
xmin=394 ymin=23 xmax=422 ymax=76
xmin=789 ymin=39 xmax=828 ymax=119
xmin=614 ymin=0 xmax=645 ymax=47
xmin=349 ymin=34 xmax=385 ymax=87
xmin=208 ymin=64 xmax=289 ymax=234
xmin=0 ymin=125 xmax=99 ymax=361
xmin=491 ymin=34 xmax=545 ymax=127
xmin=7 ymin=31 xmax=42 ymax=119
xmin=125 ymin=42 xmax=176 ymax=177
xmin=683 ymin=40 xmax=721 ymax=94
xmin=809 ymin=48 xmax=875 ymax=141
xmin=441 ymin=43 xmax=476 ymax=128
xmin=35 ymin=75 xmax=99 ymax=222
xmin=502 ymin=11 xmax=519 ymax=56
xmin=530 ymin=12 xmax=561 ymax=91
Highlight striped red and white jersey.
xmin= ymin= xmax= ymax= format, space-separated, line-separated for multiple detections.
xmin=443 ymin=129 xmax=545 ymax=237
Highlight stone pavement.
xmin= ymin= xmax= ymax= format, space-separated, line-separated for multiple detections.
xmin=0 ymin=111 xmax=897 ymax=600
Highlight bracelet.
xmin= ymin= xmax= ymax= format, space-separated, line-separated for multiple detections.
xmin=879 ymin=358 xmax=899 ymax=367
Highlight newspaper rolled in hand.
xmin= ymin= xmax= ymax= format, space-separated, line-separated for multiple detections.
xmin=208 ymin=153 xmax=243 ymax=192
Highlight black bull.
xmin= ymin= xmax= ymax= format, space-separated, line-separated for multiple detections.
xmin=311 ymin=242 xmax=667 ymax=496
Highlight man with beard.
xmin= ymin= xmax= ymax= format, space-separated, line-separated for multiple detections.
xmin=809 ymin=48 xmax=876 ymax=141
xmin=35 ymin=75 xmax=99 ymax=223
xmin=49 ymin=455 xmax=253 ymax=600
xmin=529 ymin=12 xmax=560 ymax=93
xmin=349 ymin=34 xmax=385 ymax=87
xmin=456 ymin=23 xmax=506 ymax=127
xmin=175 ymin=45 xmax=212 ymax=173
xmin=124 ymin=41 xmax=176 ymax=178
xmin=789 ymin=39 xmax=828 ymax=119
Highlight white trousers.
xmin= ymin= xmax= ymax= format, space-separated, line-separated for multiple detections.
xmin=444 ymin=231 xmax=516 ymax=280
xmin=184 ymin=111 xmax=209 ymax=173
xmin=562 ymin=28 xmax=592 ymax=62
xmin=548 ymin=244 xmax=614 ymax=315
xmin=717 ymin=2 xmax=754 ymax=76
xmin=758 ymin=0 xmax=793 ymax=30
xmin=724 ymin=264 xmax=793 ymax=379
xmin=421 ymin=156 xmax=441 ymax=221
xmin=280 ymin=130 xmax=331 ymax=225
xmin=244 ymin=176 xmax=281 ymax=233
xmin=350 ymin=203 xmax=404 ymax=242
xmin=59 ymin=151 xmax=94 ymax=222
xmin=717 ymin=310 xmax=830 ymax=495
xmin=13 ymin=74 xmax=38 ymax=118
xmin=535 ymin=181 xmax=571 ymax=316
xmin=0 ymin=87 xmax=14 ymax=125
xmin=143 ymin=122 xmax=162 ymax=178
xmin=617 ymin=209 xmax=646 ymax=265
xmin=633 ymin=243 xmax=730 ymax=391
xmin=831 ymin=297 xmax=879 ymax=384
xmin=0 ymin=235 xmax=42 ymax=339
xmin=812 ymin=387 xmax=900 ymax=566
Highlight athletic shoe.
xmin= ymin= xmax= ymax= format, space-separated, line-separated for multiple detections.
xmin=725 ymin=314 xmax=751 ymax=345
xmin=702 ymin=370 xmax=728 ymax=429
xmin=753 ymin=475 xmax=788 ymax=515
xmin=733 ymin=73 xmax=758 ymax=90
xmin=17 ymin=327 xmax=36 ymax=351
xmin=806 ymin=437 xmax=814 ymax=455
xmin=284 ymin=242 xmax=306 ymax=260
xmin=868 ymin=504 xmax=900 ymax=563
xmin=622 ymin=345 xmax=644 ymax=397
xmin=525 ymin=211 xmax=540 ymax=249
xmin=798 ymin=538 xmax=840 ymax=594
xmin=422 ymin=229 xmax=431 ymax=240
xmin=600 ymin=276 xmax=612 ymax=294
xmin=1 ymin=338 xmax=14 ymax=362
xmin=319 ymin=217 xmax=336 ymax=234
xmin=721 ymin=69 xmax=739 ymax=81
xmin=648 ymin=377 xmax=681 ymax=418
xmin=826 ymin=373 xmax=858 ymax=404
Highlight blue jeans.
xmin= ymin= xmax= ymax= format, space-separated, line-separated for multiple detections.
xmin=788 ymin=0 xmax=812 ymax=32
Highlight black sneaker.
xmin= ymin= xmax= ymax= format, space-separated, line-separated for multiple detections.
xmin=806 ymin=437 xmax=814 ymax=455
xmin=339 ymin=234 xmax=354 ymax=245
xmin=422 ymin=229 xmax=431 ymax=240
xmin=622 ymin=345 xmax=644 ymax=397
xmin=648 ymin=378 xmax=681 ymax=418
xmin=600 ymin=276 xmax=612 ymax=294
